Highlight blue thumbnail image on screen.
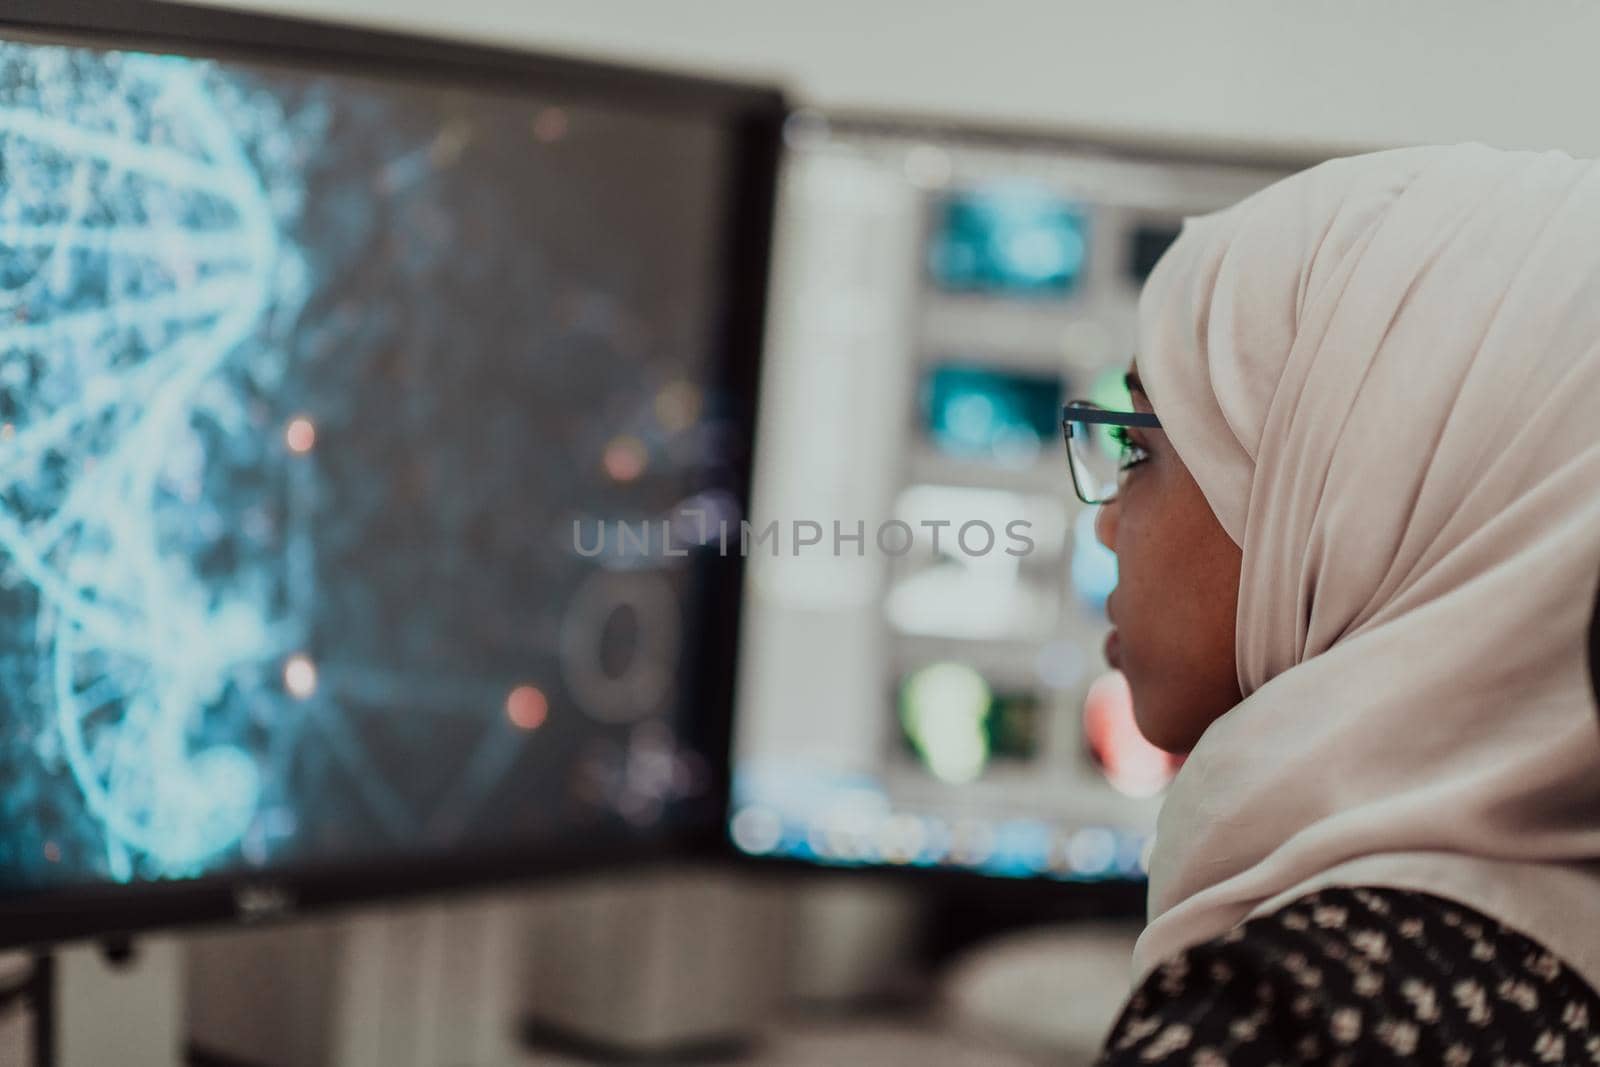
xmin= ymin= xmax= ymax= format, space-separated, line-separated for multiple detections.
xmin=928 ymin=186 xmax=1088 ymax=295
xmin=922 ymin=363 xmax=1063 ymax=467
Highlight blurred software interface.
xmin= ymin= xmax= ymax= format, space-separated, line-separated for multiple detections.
xmin=731 ymin=125 xmax=1289 ymax=881
xmin=0 ymin=39 xmax=743 ymax=891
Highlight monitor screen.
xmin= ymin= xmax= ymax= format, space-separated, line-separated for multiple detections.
xmin=920 ymin=362 xmax=1064 ymax=468
xmin=730 ymin=123 xmax=1289 ymax=890
xmin=0 ymin=6 xmax=779 ymax=943
xmin=927 ymin=185 xmax=1088 ymax=296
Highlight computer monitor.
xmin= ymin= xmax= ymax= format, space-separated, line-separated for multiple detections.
xmin=0 ymin=0 xmax=783 ymax=947
xmin=728 ymin=117 xmax=1302 ymax=890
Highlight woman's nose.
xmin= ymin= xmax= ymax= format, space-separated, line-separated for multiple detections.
xmin=1094 ymin=499 xmax=1119 ymax=552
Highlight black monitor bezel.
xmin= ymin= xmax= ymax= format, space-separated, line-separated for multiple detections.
xmin=0 ymin=0 xmax=784 ymax=950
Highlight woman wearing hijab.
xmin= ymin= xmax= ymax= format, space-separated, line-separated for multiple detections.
xmin=1067 ymin=144 xmax=1600 ymax=1065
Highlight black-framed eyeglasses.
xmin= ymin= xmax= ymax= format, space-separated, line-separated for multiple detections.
xmin=1061 ymin=401 xmax=1163 ymax=505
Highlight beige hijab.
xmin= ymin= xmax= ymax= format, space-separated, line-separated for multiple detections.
xmin=1133 ymin=143 xmax=1600 ymax=987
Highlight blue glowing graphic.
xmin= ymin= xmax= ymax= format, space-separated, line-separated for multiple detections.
xmin=0 ymin=47 xmax=312 ymax=879
xmin=928 ymin=185 xmax=1088 ymax=295
xmin=921 ymin=363 xmax=1063 ymax=467
xmin=0 ymin=39 xmax=732 ymax=892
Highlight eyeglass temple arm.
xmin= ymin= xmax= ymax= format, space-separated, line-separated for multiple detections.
xmin=1060 ymin=407 xmax=1162 ymax=430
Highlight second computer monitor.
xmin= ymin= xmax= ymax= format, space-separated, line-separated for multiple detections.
xmin=730 ymin=120 xmax=1297 ymax=885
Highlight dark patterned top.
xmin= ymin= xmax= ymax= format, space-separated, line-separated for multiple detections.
xmin=1098 ymin=886 xmax=1600 ymax=1066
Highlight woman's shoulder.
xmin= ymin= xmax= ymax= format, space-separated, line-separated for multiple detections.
xmin=1098 ymin=885 xmax=1600 ymax=1066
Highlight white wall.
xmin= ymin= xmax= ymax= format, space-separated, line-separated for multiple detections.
xmin=179 ymin=0 xmax=1600 ymax=157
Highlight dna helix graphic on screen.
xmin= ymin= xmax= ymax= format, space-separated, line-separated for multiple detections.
xmin=0 ymin=43 xmax=312 ymax=881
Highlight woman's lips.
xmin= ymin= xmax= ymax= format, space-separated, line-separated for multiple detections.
xmin=1104 ymin=628 xmax=1122 ymax=669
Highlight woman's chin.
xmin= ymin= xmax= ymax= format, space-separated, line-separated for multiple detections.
xmin=1127 ymin=689 xmax=1193 ymax=755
